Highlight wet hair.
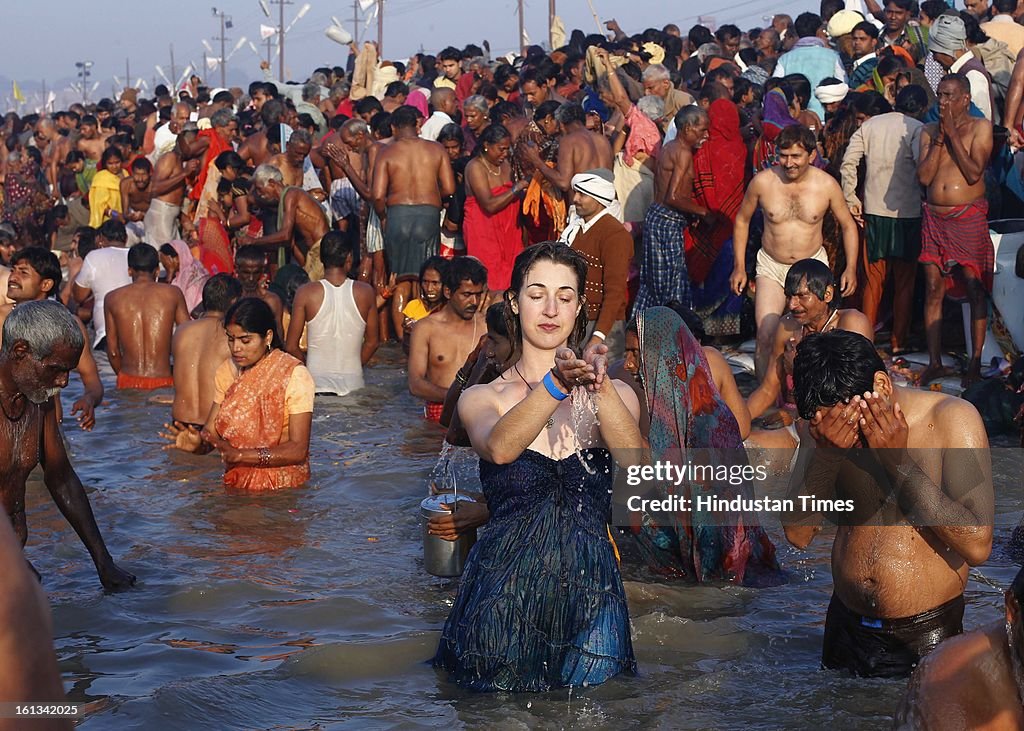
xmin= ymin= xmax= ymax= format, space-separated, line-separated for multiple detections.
xmin=97 ymin=219 xmax=128 ymax=244
xmin=505 ymin=242 xmax=589 ymax=355
xmin=130 ymin=157 xmax=152 ymax=173
xmin=215 ymin=150 xmax=244 ymax=173
xmin=534 ymin=99 xmax=562 ymax=122
xmin=370 ymin=112 xmax=393 ymax=138
xmin=437 ymin=123 xmax=465 ymax=148
xmin=81 ymin=114 xmax=98 ymax=127
xmin=418 ymin=255 xmax=447 ymax=289
xmin=554 ymin=102 xmax=587 ymax=126
xmin=319 ymin=230 xmax=356 ymax=269
xmin=355 ymin=97 xmax=384 ymax=117
xmin=75 ymin=227 xmax=98 ymax=258
xmin=473 ymin=124 xmax=511 ymax=157
xmin=128 ymin=242 xmax=159 ymax=273
xmin=853 ymin=90 xmax=892 ymax=117
xmin=785 ymin=258 xmax=837 ymax=309
xmin=11 ymin=247 xmax=61 ymax=295
xmin=202 ymin=273 xmax=242 ymax=313
xmin=1 ymin=300 xmax=84 ymax=358
xmin=100 ymin=146 xmax=123 ymax=167
xmin=775 ymin=124 xmax=817 ymax=153
xmin=895 ymin=84 xmax=929 ymax=118
xmin=442 ymin=255 xmax=488 ymax=294
xmin=235 ymin=246 xmax=265 ymax=266
xmin=675 ymin=105 xmax=709 ymax=132
xmin=390 ymin=104 xmax=420 ymax=131
xmin=489 ymin=100 xmax=523 ymax=125
xmin=940 ymin=73 xmax=972 ymax=97
xmin=486 ymin=301 xmax=510 ymax=339
xmin=793 ymin=330 xmax=885 ymax=420
xmin=270 ymin=264 xmax=308 ymax=312
xmin=384 ymin=81 xmax=409 ymax=99
xmin=224 ymin=297 xmax=283 ymax=349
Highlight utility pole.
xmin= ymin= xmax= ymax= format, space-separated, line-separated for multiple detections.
xmin=170 ymin=44 xmax=177 ymax=91
xmin=279 ymin=0 xmax=287 ymax=80
xmin=126 ymin=58 xmax=131 ymax=88
xmin=353 ymin=0 xmax=360 ymax=46
xmin=377 ymin=0 xmax=384 ymax=55
xmin=518 ymin=0 xmax=525 ymax=55
xmin=548 ymin=0 xmax=556 ymax=49
xmin=213 ymin=7 xmax=230 ymax=87
xmin=266 ymin=37 xmax=273 ymax=66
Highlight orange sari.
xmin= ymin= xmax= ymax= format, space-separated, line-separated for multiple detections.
xmin=215 ymin=349 xmax=310 ymax=491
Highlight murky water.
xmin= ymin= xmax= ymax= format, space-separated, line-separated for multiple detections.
xmin=23 ymin=344 xmax=1020 ymax=729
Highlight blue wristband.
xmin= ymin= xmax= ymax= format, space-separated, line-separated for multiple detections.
xmin=542 ymin=371 xmax=570 ymax=401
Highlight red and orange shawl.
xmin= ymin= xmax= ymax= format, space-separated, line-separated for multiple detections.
xmin=215 ymin=349 xmax=310 ymax=491
xmin=685 ymin=99 xmax=748 ymax=285
xmin=188 ymin=128 xmax=233 ymax=203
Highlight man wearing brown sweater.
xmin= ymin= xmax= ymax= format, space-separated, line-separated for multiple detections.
xmin=560 ymin=169 xmax=632 ymax=358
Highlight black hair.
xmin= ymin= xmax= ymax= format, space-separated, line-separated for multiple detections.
xmin=159 ymin=243 xmax=177 ymax=258
xmin=355 ymin=96 xmax=384 ymax=117
xmin=853 ymin=21 xmax=880 ymax=39
xmin=419 ymin=256 xmax=448 ymax=285
xmin=920 ymin=0 xmax=950 ymax=19
xmin=884 ymin=0 xmax=915 ymax=10
xmin=784 ymin=258 xmax=837 ymax=309
xmin=370 ymin=112 xmax=393 ymax=138
xmin=11 ymin=247 xmax=62 ymax=295
xmin=385 ymin=81 xmax=409 ymax=98
xmin=270 ymin=264 xmax=309 ymax=312
xmin=820 ymin=0 xmax=844 ymax=21
xmin=783 ymin=73 xmax=812 ymax=109
xmin=876 ymin=54 xmax=907 ymax=79
xmin=493 ymin=64 xmax=519 ymax=88
xmin=489 ymin=100 xmax=522 ymax=125
xmin=716 ymin=24 xmax=742 ymax=41
xmin=473 ymin=124 xmax=511 ymax=157
xmin=202 ymin=273 xmax=243 ymax=313
xmin=959 ymin=10 xmax=990 ymax=44
xmin=794 ymin=12 xmax=824 ymax=38
xmin=224 ymin=296 xmax=283 ymax=349
xmin=76 ymin=227 xmax=98 ymax=258
xmin=534 ymin=99 xmax=562 ymax=122
xmin=128 ymin=242 xmax=159 ymax=272
xmin=853 ymin=90 xmax=893 ymax=117
xmin=689 ymin=24 xmax=715 ymax=48
xmin=793 ymin=330 xmax=885 ymax=420
xmin=438 ymin=46 xmax=461 ymax=63
xmin=319 ymin=230 xmax=357 ymax=269
xmin=97 ymin=219 xmax=128 ymax=244
xmin=235 ymin=245 xmax=266 ymax=265
xmin=215 ymin=150 xmax=245 ymax=172
xmin=100 ymin=146 xmax=123 ymax=167
xmin=775 ymin=124 xmax=818 ymax=153
xmin=130 ymin=157 xmax=152 ymax=173
xmin=390 ymin=105 xmax=419 ymax=130
xmin=65 ymin=150 xmax=85 ymax=165
xmin=442 ymin=255 xmax=488 ymax=294
xmin=895 ymin=84 xmax=929 ymax=118
xmin=486 ymin=301 xmax=510 ymax=339
xmin=437 ymin=123 xmax=465 ymax=148
xmin=505 ymin=242 xmax=589 ymax=355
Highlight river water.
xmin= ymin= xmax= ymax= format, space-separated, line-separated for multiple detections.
xmin=22 ymin=343 xmax=1021 ymax=730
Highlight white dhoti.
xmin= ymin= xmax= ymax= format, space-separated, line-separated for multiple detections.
xmin=143 ymin=198 xmax=181 ymax=246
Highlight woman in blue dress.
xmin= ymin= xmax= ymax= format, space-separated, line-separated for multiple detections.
xmin=433 ymin=241 xmax=643 ymax=692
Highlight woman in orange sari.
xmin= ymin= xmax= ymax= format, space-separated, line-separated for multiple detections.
xmin=162 ymin=297 xmax=313 ymax=490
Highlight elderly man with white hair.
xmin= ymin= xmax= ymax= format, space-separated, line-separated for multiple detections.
xmin=641 ymin=63 xmax=694 ymax=122
xmin=559 ymin=170 xmax=632 ymax=356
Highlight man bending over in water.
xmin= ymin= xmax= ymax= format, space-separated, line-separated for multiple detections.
xmin=0 ymin=301 xmax=134 ymax=590
xmin=731 ymin=124 xmax=859 ymax=378
xmin=787 ymin=330 xmax=992 ymax=678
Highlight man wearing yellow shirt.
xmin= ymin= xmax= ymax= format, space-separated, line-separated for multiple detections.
xmin=434 ymin=47 xmax=462 ymax=90
xmin=402 ymin=256 xmax=447 ymax=353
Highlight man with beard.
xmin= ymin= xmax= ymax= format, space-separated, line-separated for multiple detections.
xmin=731 ymin=124 xmax=859 ymax=378
xmin=233 ymin=246 xmax=284 ymax=335
xmin=407 ymin=256 xmax=487 ymax=422
xmin=120 ymin=157 xmax=153 ymax=245
xmin=747 ymin=259 xmax=872 ymax=420
xmin=241 ymin=164 xmax=330 ymax=280
xmin=0 ymin=300 xmax=135 ymax=590
xmin=0 ymin=248 xmax=103 ymax=430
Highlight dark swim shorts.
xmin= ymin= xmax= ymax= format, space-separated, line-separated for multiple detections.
xmin=821 ymin=592 xmax=964 ymax=678
xmin=384 ymin=204 xmax=441 ymax=279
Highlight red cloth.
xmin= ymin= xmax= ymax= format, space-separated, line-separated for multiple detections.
xmin=198 ymin=217 xmax=235 ymax=275
xmin=117 ymin=373 xmax=174 ymax=390
xmin=455 ymin=73 xmax=476 ymax=103
xmin=463 ymin=182 xmax=524 ymax=291
xmin=335 ymin=98 xmax=354 ymax=119
xmin=424 ymin=401 xmax=444 ymax=422
xmin=188 ymin=128 xmax=232 ymax=202
xmin=685 ymin=99 xmax=747 ymax=284
xmin=920 ymin=200 xmax=994 ymax=299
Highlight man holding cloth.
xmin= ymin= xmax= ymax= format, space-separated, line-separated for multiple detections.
xmin=560 ymin=170 xmax=631 ymax=358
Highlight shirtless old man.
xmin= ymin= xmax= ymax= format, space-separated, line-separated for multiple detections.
xmin=732 ymin=124 xmax=859 ymax=377
xmin=787 ymin=330 xmax=992 ymax=678
xmin=408 ymin=257 xmax=488 ymax=422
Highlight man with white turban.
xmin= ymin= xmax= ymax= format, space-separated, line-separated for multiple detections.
xmin=815 ymin=77 xmax=851 ymax=118
xmin=559 ymin=170 xmax=632 ymax=355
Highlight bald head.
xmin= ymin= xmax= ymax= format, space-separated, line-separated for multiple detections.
xmin=430 ymin=87 xmax=457 ymax=115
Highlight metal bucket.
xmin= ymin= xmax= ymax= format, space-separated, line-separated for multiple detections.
xmin=421 ymin=494 xmax=477 ymax=577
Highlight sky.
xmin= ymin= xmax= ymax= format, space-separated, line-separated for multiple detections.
xmin=1 ymin=0 xmax=812 ymax=108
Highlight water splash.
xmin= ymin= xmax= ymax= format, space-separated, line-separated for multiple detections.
xmin=569 ymin=388 xmax=598 ymax=475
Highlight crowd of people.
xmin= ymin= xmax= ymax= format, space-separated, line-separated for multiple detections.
xmin=2 ymin=0 xmax=1024 ymax=725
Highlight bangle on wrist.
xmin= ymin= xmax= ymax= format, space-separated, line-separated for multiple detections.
xmin=592 ymin=330 xmax=606 ymax=341
xmin=257 ymin=446 xmax=272 ymax=467
xmin=542 ymin=370 xmax=570 ymax=401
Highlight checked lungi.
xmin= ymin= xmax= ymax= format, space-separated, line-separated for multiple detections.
xmin=632 ymin=203 xmax=692 ymax=318
xmin=920 ymin=199 xmax=993 ymax=299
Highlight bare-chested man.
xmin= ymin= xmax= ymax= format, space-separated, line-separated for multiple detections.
xmin=786 ymin=329 xmax=992 ymax=678
xmin=522 ymin=102 xmax=613 ymax=194
xmin=169 ymin=274 xmax=242 ymax=428
xmin=104 ymin=243 xmax=189 ymax=390
xmin=146 ymin=124 xmax=201 ymax=246
xmin=239 ymin=99 xmax=286 ymax=168
xmin=632 ymin=106 xmax=713 ymax=316
xmin=371 ymin=105 xmax=456 ymax=337
xmin=1 ymin=248 xmax=103 ymax=431
xmin=408 ymin=257 xmax=487 ymax=422
xmin=120 ymin=158 xmax=152 ymax=243
xmin=732 ymin=124 xmax=859 ymax=378
xmin=895 ymin=565 xmax=1024 ymax=730
xmin=267 ymin=128 xmax=315 ymax=189
xmin=234 ymin=245 xmax=285 ymax=336
xmin=917 ymin=74 xmax=994 ymax=387
xmin=747 ymin=259 xmax=872 ymax=421
xmin=0 ymin=300 xmax=135 ymax=590
xmin=243 ymin=164 xmax=330 ymax=279
xmin=75 ymin=114 xmax=110 ymax=163
xmin=34 ymin=117 xmax=71 ymax=194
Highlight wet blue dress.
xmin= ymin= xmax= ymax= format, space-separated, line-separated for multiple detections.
xmin=433 ymin=448 xmax=636 ymax=692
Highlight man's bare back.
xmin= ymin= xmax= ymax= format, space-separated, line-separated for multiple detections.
xmin=105 ymin=281 xmax=188 ymax=379
xmin=239 ymin=131 xmax=271 ymax=167
xmin=562 ymin=127 xmax=613 ymax=179
xmin=372 ymin=137 xmax=452 ymax=209
xmin=171 ymin=316 xmax=229 ymax=425
xmin=652 ymin=138 xmax=693 ymax=207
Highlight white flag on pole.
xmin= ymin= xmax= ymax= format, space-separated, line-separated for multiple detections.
xmin=358 ymin=0 xmax=376 ymax=11
xmin=260 ymin=24 xmax=278 ymax=39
